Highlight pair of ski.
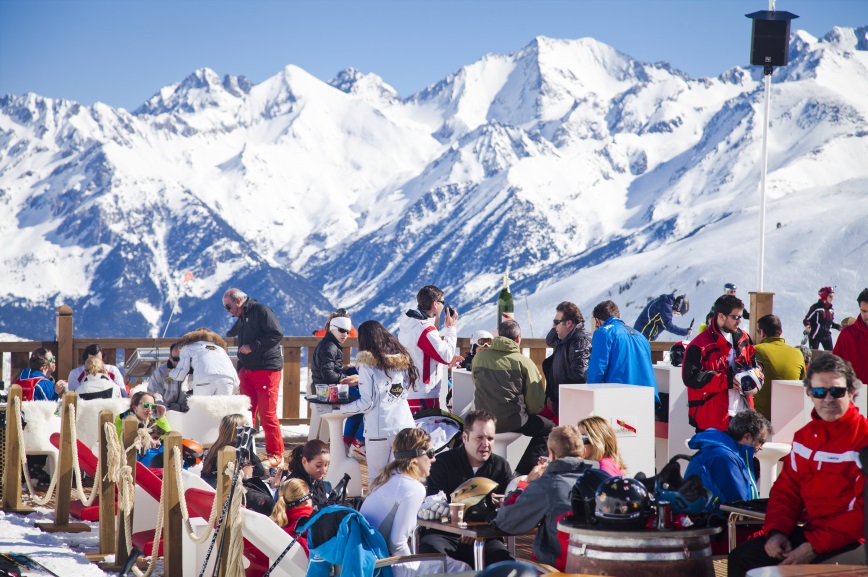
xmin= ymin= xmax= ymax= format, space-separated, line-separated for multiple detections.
xmin=0 ymin=553 xmax=59 ymax=577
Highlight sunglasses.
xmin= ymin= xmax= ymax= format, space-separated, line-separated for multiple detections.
xmin=224 ymin=303 xmax=232 ymax=311
xmin=46 ymin=357 xmax=56 ymax=363
xmin=726 ymin=314 xmax=743 ymax=321
xmin=437 ymin=299 xmax=445 ymax=305
xmin=140 ymin=402 xmax=157 ymax=410
xmin=552 ymin=319 xmax=571 ymax=326
xmin=334 ymin=327 xmax=350 ymax=334
xmin=581 ymin=434 xmax=591 ymax=445
xmin=394 ymin=447 xmax=436 ymax=460
xmin=170 ymin=355 xmax=181 ymax=362
xmin=810 ymin=387 xmax=848 ymax=399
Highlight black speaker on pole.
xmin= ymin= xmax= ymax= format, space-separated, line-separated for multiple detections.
xmin=745 ymin=10 xmax=799 ymax=67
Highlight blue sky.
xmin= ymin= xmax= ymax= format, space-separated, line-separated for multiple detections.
xmin=1 ymin=0 xmax=866 ymax=111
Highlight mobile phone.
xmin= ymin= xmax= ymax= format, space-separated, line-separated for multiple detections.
xmin=445 ymin=304 xmax=456 ymax=316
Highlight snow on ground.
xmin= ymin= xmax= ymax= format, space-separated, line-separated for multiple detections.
xmin=0 ymin=508 xmax=111 ymax=576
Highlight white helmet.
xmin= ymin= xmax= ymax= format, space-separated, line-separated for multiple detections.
xmin=735 ymin=367 xmax=764 ymax=395
xmin=470 ymin=330 xmax=494 ymax=347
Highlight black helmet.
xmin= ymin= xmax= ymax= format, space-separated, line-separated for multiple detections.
xmin=478 ymin=561 xmax=540 ymax=577
xmin=451 ymin=477 xmax=499 ymax=522
xmin=570 ymin=468 xmax=611 ymax=524
xmin=673 ymin=294 xmax=689 ymax=315
xmin=594 ymin=476 xmax=654 ymax=529
xmin=669 ymin=342 xmax=686 ymax=366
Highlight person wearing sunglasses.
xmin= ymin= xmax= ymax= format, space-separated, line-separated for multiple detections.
xmin=310 ymin=313 xmax=363 ymax=456
xmin=683 ymin=293 xmax=761 ymax=433
xmin=360 ymin=428 xmax=471 ymax=577
xmin=223 ymin=287 xmax=285 ymax=469
xmin=67 ymin=343 xmax=127 ymax=397
xmin=169 ymin=327 xmax=239 ymax=397
xmin=728 ymin=353 xmax=868 ymax=575
xmin=543 ymin=301 xmax=592 ymax=416
xmin=832 ymin=287 xmax=868 ymax=384
xmin=15 ymin=347 xmax=68 ymax=401
xmin=147 ymin=342 xmax=190 ymax=412
xmin=114 ymin=391 xmax=171 ymax=467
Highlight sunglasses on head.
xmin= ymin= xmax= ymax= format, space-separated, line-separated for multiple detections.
xmin=334 ymin=327 xmax=350 ymax=334
xmin=810 ymin=387 xmax=848 ymax=399
xmin=394 ymin=447 xmax=436 ymax=460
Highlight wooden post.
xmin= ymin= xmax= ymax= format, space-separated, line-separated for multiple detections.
xmin=283 ymin=345 xmax=301 ymax=421
xmin=528 ymin=346 xmax=548 ymax=387
xmin=216 ymin=446 xmax=235 ymax=577
xmin=98 ymin=410 xmax=116 ymax=555
xmin=749 ymin=292 xmax=776 ymax=343
xmin=36 ymin=392 xmax=89 ymax=533
xmin=2 ymin=385 xmax=33 ymax=513
xmin=56 ymin=305 xmax=74 ymax=385
xmin=113 ymin=416 xmax=139 ymax=570
xmin=162 ymin=432 xmax=183 ymax=576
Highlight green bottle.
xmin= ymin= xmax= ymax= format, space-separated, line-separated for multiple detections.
xmin=497 ymin=268 xmax=514 ymax=326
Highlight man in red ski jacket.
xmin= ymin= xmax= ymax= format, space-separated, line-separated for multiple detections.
xmin=683 ymin=294 xmax=760 ymax=432
xmin=832 ymin=287 xmax=868 ymax=383
xmin=727 ymin=353 xmax=868 ymax=576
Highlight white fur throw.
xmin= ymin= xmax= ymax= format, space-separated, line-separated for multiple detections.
xmin=171 ymin=395 xmax=252 ymax=445
xmin=75 ymin=398 xmax=130 ymax=450
xmin=21 ymin=401 xmax=61 ymax=451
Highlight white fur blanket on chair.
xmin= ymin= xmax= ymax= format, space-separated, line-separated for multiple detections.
xmin=75 ymin=398 xmax=130 ymax=451
xmin=167 ymin=395 xmax=252 ymax=446
xmin=21 ymin=401 xmax=61 ymax=451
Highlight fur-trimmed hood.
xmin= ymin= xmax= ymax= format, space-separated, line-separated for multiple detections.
xmin=356 ymin=350 xmax=412 ymax=371
xmin=177 ymin=328 xmax=228 ymax=351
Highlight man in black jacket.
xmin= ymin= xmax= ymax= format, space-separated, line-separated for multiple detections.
xmin=543 ymin=301 xmax=592 ymax=414
xmin=419 ymin=410 xmax=515 ymax=567
xmin=223 ymin=287 xmax=285 ymax=468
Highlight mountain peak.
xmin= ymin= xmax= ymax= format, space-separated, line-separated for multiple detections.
xmin=134 ymin=67 xmax=252 ymax=116
xmin=328 ymin=67 xmax=400 ymax=104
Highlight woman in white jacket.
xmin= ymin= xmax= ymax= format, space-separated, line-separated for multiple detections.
xmin=169 ymin=328 xmax=239 ymax=396
xmin=76 ymin=357 xmax=123 ymax=399
xmin=338 ymin=320 xmax=417 ymax=481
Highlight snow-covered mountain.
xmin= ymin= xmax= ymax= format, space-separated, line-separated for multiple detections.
xmin=1 ymin=28 xmax=866 ymax=344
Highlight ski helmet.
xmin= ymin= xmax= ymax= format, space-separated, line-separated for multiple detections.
xmin=818 ymin=286 xmax=834 ymax=299
xmin=451 ymin=477 xmax=499 ymax=522
xmin=594 ymin=476 xmax=654 ymax=529
xmin=182 ymin=439 xmax=204 ymax=468
xmin=570 ymin=468 xmax=611 ymax=524
xmin=673 ymin=294 xmax=689 ymax=315
xmin=470 ymin=330 xmax=494 ymax=347
xmin=669 ymin=342 xmax=687 ymax=367
xmin=735 ymin=367 xmax=764 ymax=396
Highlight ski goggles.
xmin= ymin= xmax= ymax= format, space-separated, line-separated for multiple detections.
xmin=809 ymin=387 xmax=848 ymax=399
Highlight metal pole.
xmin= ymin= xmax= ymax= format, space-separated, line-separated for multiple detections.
xmin=757 ymin=0 xmax=775 ymax=293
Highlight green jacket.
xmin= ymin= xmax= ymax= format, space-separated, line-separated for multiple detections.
xmin=114 ymin=409 xmax=171 ymax=439
xmin=472 ymin=336 xmax=544 ymax=433
xmin=754 ymin=336 xmax=806 ymax=420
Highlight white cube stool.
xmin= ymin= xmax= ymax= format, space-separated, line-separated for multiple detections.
xmin=756 ymin=442 xmax=791 ymax=499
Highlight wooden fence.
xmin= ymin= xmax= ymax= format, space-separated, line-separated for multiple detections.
xmin=1 ymin=306 xmax=681 ymax=425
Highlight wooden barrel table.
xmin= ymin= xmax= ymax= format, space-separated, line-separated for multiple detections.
xmin=558 ymin=520 xmax=721 ymax=577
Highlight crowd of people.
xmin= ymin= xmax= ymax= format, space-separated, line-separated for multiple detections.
xmin=7 ymin=280 xmax=867 ymax=575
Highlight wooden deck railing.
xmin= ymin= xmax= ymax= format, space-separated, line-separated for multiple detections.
xmin=1 ymin=306 xmax=677 ymax=425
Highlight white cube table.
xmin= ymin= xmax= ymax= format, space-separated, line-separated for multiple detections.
xmin=654 ymin=363 xmax=695 ymax=475
xmin=559 ymin=383 xmax=655 ymax=477
xmin=771 ymin=379 xmax=867 ymax=445
xmin=451 ymin=369 xmax=474 ymax=419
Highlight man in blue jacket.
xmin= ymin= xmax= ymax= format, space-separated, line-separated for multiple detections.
xmin=588 ymin=300 xmax=659 ymax=405
xmin=684 ymin=409 xmax=771 ymax=511
xmin=15 ymin=347 xmax=67 ymax=401
xmin=633 ymin=292 xmax=692 ymax=341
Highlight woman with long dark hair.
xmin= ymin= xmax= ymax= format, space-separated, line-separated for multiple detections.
xmin=337 ymin=320 xmax=417 ymax=483
xmin=286 ymin=439 xmax=332 ymax=510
